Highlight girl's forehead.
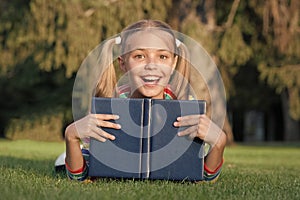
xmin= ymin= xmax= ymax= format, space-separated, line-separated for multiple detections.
xmin=123 ymin=30 xmax=175 ymax=54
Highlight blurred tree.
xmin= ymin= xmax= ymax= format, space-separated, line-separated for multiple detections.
xmin=167 ymin=0 xmax=248 ymax=144
xmin=1 ymin=0 xmax=298 ymax=141
xmin=0 ymin=0 xmax=173 ymax=139
xmin=168 ymin=0 xmax=299 ymax=141
xmin=0 ymin=0 xmax=239 ymax=142
xmin=254 ymin=0 xmax=300 ymax=140
xmin=1 ymin=0 xmax=173 ymax=77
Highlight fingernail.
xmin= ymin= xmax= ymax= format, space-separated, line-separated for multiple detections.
xmin=115 ymin=115 xmax=120 ymax=119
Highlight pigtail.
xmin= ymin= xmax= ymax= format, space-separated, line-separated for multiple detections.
xmin=94 ymin=37 xmax=118 ymax=97
xmin=170 ymin=42 xmax=191 ymax=100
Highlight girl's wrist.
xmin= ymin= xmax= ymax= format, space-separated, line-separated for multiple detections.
xmin=65 ymin=124 xmax=81 ymax=143
xmin=213 ymin=131 xmax=227 ymax=150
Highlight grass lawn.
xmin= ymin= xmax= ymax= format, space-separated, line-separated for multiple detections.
xmin=0 ymin=139 xmax=299 ymax=200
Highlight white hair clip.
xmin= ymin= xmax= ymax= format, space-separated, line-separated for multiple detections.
xmin=115 ymin=36 xmax=121 ymax=45
xmin=175 ymin=39 xmax=181 ymax=47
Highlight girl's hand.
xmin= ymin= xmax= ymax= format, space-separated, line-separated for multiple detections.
xmin=173 ymin=114 xmax=223 ymax=146
xmin=71 ymin=113 xmax=121 ymax=142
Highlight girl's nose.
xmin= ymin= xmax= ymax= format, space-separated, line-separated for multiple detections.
xmin=144 ymin=62 xmax=158 ymax=70
xmin=144 ymin=56 xmax=158 ymax=70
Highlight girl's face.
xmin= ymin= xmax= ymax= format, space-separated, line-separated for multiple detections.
xmin=119 ymin=30 xmax=177 ymax=99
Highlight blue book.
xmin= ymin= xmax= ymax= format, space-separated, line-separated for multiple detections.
xmin=89 ymin=97 xmax=206 ymax=181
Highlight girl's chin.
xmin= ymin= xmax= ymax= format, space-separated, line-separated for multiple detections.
xmin=139 ymin=86 xmax=164 ymax=98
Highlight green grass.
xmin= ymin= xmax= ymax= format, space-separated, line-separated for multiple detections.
xmin=0 ymin=139 xmax=299 ymax=200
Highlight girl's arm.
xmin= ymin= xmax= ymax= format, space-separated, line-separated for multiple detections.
xmin=203 ymin=129 xmax=226 ymax=178
xmin=65 ymin=114 xmax=121 ymax=178
xmin=65 ymin=123 xmax=86 ymax=172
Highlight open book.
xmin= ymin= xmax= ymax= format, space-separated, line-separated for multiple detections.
xmin=88 ymin=97 xmax=206 ymax=181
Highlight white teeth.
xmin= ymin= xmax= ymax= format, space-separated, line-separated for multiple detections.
xmin=143 ymin=76 xmax=160 ymax=81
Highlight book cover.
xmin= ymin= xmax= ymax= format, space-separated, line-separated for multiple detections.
xmin=88 ymin=97 xmax=206 ymax=181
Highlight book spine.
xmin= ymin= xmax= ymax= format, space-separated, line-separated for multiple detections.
xmin=141 ymin=99 xmax=151 ymax=179
xmin=138 ymin=100 xmax=144 ymax=179
xmin=146 ymin=99 xmax=152 ymax=178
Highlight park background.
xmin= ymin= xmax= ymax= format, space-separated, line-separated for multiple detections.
xmin=0 ymin=0 xmax=299 ymax=143
xmin=0 ymin=1 xmax=299 ymax=199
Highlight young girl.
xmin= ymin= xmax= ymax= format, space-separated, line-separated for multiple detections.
xmin=64 ymin=20 xmax=227 ymax=182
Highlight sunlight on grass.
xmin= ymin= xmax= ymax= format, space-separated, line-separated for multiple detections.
xmin=0 ymin=139 xmax=299 ymax=200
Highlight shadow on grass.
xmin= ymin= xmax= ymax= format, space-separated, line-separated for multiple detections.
xmin=0 ymin=155 xmax=66 ymax=179
xmin=0 ymin=155 xmax=207 ymax=184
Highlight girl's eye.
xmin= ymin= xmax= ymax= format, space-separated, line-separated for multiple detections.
xmin=160 ymin=55 xmax=168 ymax=60
xmin=134 ymin=54 xmax=145 ymax=59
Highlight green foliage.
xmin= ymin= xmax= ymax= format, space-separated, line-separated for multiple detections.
xmin=181 ymin=14 xmax=217 ymax=54
xmin=0 ymin=0 xmax=299 ymax=141
xmin=0 ymin=0 xmax=30 ymax=74
xmin=0 ymin=140 xmax=300 ymax=199
xmin=0 ymin=0 xmax=173 ymax=78
xmin=219 ymin=25 xmax=252 ymax=73
xmin=251 ymin=0 xmax=300 ymax=121
xmin=0 ymin=0 xmax=174 ymax=140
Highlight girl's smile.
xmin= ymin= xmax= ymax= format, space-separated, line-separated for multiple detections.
xmin=141 ymin=75 xmax=161 ymax=86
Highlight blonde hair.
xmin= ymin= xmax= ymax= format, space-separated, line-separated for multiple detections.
xmin=94 ymin=19 xmax=192 ymax=99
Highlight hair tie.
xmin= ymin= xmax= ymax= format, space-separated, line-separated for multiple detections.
xmin=175 ymin=39 xmax=181 ymax=47
xmin=115 ymin=36 xmax=121 ymax=45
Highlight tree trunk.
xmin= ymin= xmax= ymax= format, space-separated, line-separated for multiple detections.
xmin=223 ymin=114 xmax=235 ymax=145
xmin=281 ymin=90 xmax=300 ymax=141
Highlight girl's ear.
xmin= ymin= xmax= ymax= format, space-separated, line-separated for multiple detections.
xmin=118 ymin=56 xmax=126 ymax=72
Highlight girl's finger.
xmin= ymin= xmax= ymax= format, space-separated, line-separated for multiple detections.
xmin=93 ymin=114 xmax=119 ymax=121
xmin=90 ymin=126 xmax=116 ymax=141
xmin=174 ymin=115 xmax=200 ymax=127
xmin=95 ymin=119 xmax=121 ymax=129
xmin=177 ymin=125 xmax=198 ymax=137
xmin=90 ymin=134 xmax=107 ymax=143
